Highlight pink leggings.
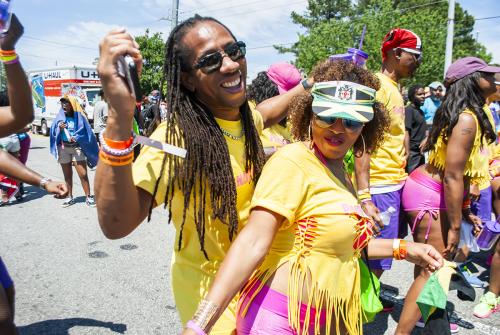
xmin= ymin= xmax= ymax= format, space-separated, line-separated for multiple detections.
xmin=237 ymin=281 xmax=326 ymax=334
xmin=402 ymin=168 xmax=446 ymax=241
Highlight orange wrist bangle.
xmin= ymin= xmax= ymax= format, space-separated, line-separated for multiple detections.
xmin=399 ymin=240 xmax=407 ymax=260
xmin=462 ymin=198 xmax=471 ymax=209
xmin=102 ymin=131 xmax=134 ymax=150
xmin=99 ymin=150 xmax=133 ymax=166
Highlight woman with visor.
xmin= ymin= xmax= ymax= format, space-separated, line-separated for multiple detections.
xmin=182 ymin=60 xmax=443 ymax=335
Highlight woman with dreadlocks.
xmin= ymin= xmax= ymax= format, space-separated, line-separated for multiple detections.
xmin=182 ymin=60 xmax=443 ymax=335
xmin=95 ymin=15 xmax=308 ymax=333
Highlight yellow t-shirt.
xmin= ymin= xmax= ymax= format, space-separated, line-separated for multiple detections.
xmin=478 ymin=106 xmax=496 ymax=190
xmin=132 ymin=109 xmax=264 ymax=334
xmin=428 ymin=107 xmax=491 ymax=188
xmin=240 ymin=142 xmax=372 ymax=335
xmin=369 ymin=73 xmax=407 ymax=186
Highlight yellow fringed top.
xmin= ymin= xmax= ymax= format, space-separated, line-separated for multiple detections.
xmin=239 ymin=143 xmax=373 ymax=335
xmin=428 ymin=107 xmax=492 ymax=186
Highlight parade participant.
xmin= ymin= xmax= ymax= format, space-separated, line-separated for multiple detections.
xmin=0 ymin=257 xmax=16 ymax=335
xmin=247 ymin=62 xmax=302 ymax=155
xmin=181 ymin=59 xmax=443 ymax=335
xmin=95 ymin=15 xmax=306 ymax=333
xmin=50 ymin=95 xmax=98 ymax=207
xmin=92 ymin=89 xmax=108 ymax=143
xmin=0 ymin=15 xmax=33 ymax=138
xmin=397 ymin=57 xmax=500 ymax=334
xmin=473 ymin=72 xmax=500 ymax=319
xmin=422 ymin=81 xmax=445 ymax=125
xmin=354 ymin=28 xmax=421 ymax=312
xmin=404 ymin=84 xmax=427 ymax=173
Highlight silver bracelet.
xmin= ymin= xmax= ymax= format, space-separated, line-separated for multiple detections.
xmin=39 ymin=177 xmax=52 ymax=190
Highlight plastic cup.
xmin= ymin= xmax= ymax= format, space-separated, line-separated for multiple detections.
xmin=476 ymin=220 xmax=500 ymax=250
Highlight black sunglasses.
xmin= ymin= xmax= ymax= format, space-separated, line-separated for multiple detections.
xmin=313 ymin=115 xmax=364 ymax=132
xmin=193 ymin=41 xmax=246 ymax=74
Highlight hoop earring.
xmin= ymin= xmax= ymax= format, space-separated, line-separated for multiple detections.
xmin=308 ymin=123 xmax=314 ymax=149
xmin=354 ymin=134 xmax=366 ymax=158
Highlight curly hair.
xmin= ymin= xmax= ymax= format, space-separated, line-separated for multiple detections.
xmin=247 ymin=71 xmax=287 ymax=127
xmin=289 ymin=60 xmax=390 ymax=155
xmin=426 ymin=71 xmax=496 ymax=152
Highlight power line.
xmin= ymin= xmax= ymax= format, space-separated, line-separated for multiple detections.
xmin=475 ymin=15 xmax=500 ymax=21
xmin=24 ymin=36 xmax=96 ymax=51
xmin=182 ymin=0 xmax=293 ymax=15
xmin=205 ymin=0 xmax=306 ymax=20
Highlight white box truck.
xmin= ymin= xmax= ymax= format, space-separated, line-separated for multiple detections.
xmin=29 ymin=65 xmax=102 ymax=135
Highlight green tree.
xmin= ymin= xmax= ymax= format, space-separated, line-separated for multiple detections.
xmin=135 ymin=29 xmax=166 ymax=97
xmin=278 ymin=0 xmax=492 ymax=85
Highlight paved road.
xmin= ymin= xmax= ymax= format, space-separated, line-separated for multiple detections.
xmin=1 ymin=134 xmax=499 ymax=335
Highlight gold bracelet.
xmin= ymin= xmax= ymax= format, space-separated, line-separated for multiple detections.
xmin=192 ymin=298 xmax=219 ymax=333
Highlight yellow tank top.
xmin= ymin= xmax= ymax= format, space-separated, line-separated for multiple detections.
xmin=239 ymin=143 xmax=373 ymax=335
xmin=428 ymin=107 xmax=491 ymax=186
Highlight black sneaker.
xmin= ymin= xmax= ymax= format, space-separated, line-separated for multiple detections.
xmin=381 ymin=297 xmax=394 ymax=312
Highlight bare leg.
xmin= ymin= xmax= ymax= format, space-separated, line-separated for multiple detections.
xmin=74 ymin=161 xmax=90 ymax=197
xmin=489 ymin=241 xmax=500 ymax=295
xmin=395 ymin=210 xmax=448 ymax=335
xmin=60 ymin=163 xmax=73 ymax=198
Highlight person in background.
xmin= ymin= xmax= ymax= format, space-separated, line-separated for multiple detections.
xmin=49 ymin=95 xmax=98 ymax=207
xmin=473 ymin=71 xmax=500 ymax=319
xmin=404 ymin=84 xmax=427 ymax=174
xmin=0 ymin=132 xmax=19 ymax=203
xmin=422 ymin=81 xmax=445 ymax=126
xmin=354 ymin=28 xmax=422 ymax=312
xmin=397 ymin=57 xmax=500 ymax=334
xmin=92 ymin=89 xmax=108 ymax=144
xmin=424 ymin=86 xmax=431 ymax=99
xmin=247 ymin=62 xmax=302 ymax=156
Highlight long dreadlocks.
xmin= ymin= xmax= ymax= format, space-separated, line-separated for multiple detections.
xmin=148 ymin=15 xmax=265 ymax=259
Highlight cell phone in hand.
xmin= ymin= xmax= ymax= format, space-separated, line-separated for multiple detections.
xmin=0 ymin=0 xmax=13 ymax=34
xmin=117 ymin=55 xmax=142 ymax=103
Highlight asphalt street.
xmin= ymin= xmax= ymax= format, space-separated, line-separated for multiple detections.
xmin=0 ymin=134 xmax=499 ymax=335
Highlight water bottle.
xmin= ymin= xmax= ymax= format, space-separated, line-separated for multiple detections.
xmin=379 ymin=206 xmax=396 ymax=227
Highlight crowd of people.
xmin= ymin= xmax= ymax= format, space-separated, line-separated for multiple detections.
xmin=1 ymin=11 xmax=500 ymax=335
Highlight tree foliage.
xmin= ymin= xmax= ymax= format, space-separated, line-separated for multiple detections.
xmin=135 ymin=29 xmax=166 ymax=96
xmin=278 ymin=0 xmax=492 ymax=85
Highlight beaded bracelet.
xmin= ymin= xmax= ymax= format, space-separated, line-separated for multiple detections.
xmin=191 ymin=299 xmax=219 ymax=334
xmin=99 ymin=131 xmax=136 ymax=156
xmin=99 ymin=150 xmax=134 ymax=166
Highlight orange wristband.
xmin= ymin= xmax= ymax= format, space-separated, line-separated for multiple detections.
xmin=462 ymin=198 xmax=471 ymax=209
xmin=398 ymin=240 xmax=407 ymax=260
xmin=99 ymin=150 xmax=133 ymax=166
xmin=102 ymin=132 xmax=134 ymax=150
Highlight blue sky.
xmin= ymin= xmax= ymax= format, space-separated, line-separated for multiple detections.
xmin=14 ymin=0 xmax=500 ymax=84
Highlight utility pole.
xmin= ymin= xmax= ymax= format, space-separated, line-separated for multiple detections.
xmin=444 ymin=0 xmax=455 ymax=78
xmin=171 ymin=0 xmax=179 ymax=30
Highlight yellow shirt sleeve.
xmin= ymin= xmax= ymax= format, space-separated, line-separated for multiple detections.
xmin=132 ymin=122 xmax=170 ymax=206
xmin=250 ymin=151 xmax=308 ymax=228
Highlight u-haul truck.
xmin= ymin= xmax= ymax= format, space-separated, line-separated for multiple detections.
xmin=29 ymin=65 xmax=102 ymax=135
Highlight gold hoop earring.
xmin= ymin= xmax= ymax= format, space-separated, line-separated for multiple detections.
xmin=354 ymin=134 xmax=366 ymax=158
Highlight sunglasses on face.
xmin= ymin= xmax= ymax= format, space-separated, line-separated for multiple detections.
xmin=193 ymin=41 xmax=246 ymax=74
xmin=313 ymin=115 xmax=364 ymax=132
xmin=398 ymin=48 xmax=422 ymax=62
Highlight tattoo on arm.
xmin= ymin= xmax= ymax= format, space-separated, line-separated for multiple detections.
xmin=461 ymin=128 xmax=474 ymax=135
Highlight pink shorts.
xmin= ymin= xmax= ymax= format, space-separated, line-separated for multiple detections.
xmin=402 ymin=168 xmax=446 ymax=241
xmin=237 ymin=281 xmax=326 ymax=335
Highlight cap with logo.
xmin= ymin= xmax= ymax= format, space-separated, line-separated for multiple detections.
xmin=311 ymin=81 xmax=376 ymax=123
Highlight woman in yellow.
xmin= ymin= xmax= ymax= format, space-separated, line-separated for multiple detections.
xmin=397 ymin=57 xmax=500 ymax=334
xmin=182 ymin=60 xmax=443 ymax=335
